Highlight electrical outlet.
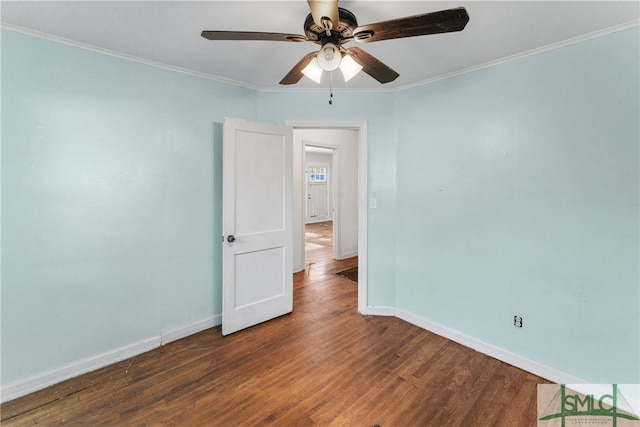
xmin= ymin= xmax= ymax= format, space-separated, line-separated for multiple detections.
xmin=514 ymin=315 xmax=523 ymax=328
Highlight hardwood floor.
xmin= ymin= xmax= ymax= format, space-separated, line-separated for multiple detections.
xmin=304 ymin=221 xmax=346 ymax=271
xmin=1 ymin=222 xmax=549 ymax=426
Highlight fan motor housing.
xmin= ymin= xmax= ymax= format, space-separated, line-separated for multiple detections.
xmin=304 ymin=7 xmax=358 ymax=44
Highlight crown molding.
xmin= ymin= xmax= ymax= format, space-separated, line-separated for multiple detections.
xmin=396 ymin=19 xmax=640 ymax=92
xmin=0 ymin=23 xmax=260 ymax=90
xmin=2 ymin=19 xmax=638 ymax=94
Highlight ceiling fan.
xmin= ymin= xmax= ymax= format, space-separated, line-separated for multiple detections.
xmin=201 ymin=0 xmax=469 ymax=85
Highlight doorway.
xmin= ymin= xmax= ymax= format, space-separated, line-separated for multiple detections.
xmin=287 ymin=120 xmax=368 ymax=314
xmin=305 ymin=146 xmax=333 ymax=224
xmin=304 ymin=145 xmax=335 ymax=270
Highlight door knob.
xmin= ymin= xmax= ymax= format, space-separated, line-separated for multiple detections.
xmin=227 ymin=235 xmax=236 ymax=243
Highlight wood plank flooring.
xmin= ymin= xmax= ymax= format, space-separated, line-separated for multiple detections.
xmin=1 ymin=221 xmax=549 ymax=426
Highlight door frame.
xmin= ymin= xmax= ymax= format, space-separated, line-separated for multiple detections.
xmin=303 ymin=144 xmax=340 ymax=260
xmin=287 ymin=120 xmax=367 ymax=315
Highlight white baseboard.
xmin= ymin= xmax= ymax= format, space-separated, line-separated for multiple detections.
xmin=395 ymin=309 xmax=587 ymax=385
xmin=336 ymin=250 xmax=358 ymax=260
xmin=1 ymin=315 xmax=221 ymax=403
xmin=2 ymin=309 xmax=586 ymax=404
xmin=365 ymin=306 xmax=396 ymax=316
xmin=161 ymin=315 xmax=221 ymax=345
xmin=0 ymin=336 xmax=161 ymax=403
xmin=305 ymin=218 xmax=332 ymax=224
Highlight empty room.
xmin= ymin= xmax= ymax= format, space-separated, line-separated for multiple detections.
xmin=1 ymin=1 xmax=639 ymax=425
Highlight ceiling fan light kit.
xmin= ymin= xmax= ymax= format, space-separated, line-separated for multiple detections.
xmin=201 ymin=0 xmax=469 ymax=98
xmin=317 ymin=42 xmax=341 ymax=71
xmin=302 ymin=50 xmax=363 ymax=84
xmin=302 ymin=57 xmax=323 ymax=83
xmin=339 ymin=54 xmax=363 ymax=82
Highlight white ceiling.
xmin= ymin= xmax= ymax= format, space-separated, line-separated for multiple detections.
xmin=2 ymin=1 xmax=638 ymax=91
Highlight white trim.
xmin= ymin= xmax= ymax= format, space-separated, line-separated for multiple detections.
xmin=161 ymin=315 xmax=221 ymax=345
xmin=0 ymin=315 xmax=221 ymax=403
xmin=331 ymin=145 xmax=342 ymax=261
xmin=365 ymin=306 xmax=396 ymax=317
xmin=0 ymin=23 xmax=259 ymax=90
xmin=0 ymin=337 xmax=160 ymax=403
xmin=305 ymin=218 xmax=333 ymax=225
xmin=286 ymin=120 xmax=368 ymax=315
xmin=299 ymin=139 xmax=344 ymax=262
xmin=5 ymin=19 xmax=636 ymax=94
xmin=356 ymin=123 xmax=368 ymax=315
xmin=395 ymin=309 xmax=587 ymax=385
xmin=259 ymin=87 xmax=397 ymax=94
xmin=336 ymin=250 xmax=358 ymax=260
xmin=396 ymin=19 xmax=640 ymax=91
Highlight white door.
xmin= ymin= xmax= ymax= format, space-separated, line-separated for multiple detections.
xmin=222 ymin=117 xmax=293 ymax=335
xmin=306 ymin=162 xmax=329 ymax=223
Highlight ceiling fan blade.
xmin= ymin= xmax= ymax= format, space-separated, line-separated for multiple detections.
xmin=347 ymin=47 xmax=399 ymax=84
xmin=307 ymin=0 xmax=339 ymax=30
xmin=201 ymin=31 xmax=307 ymax=43
xmin=352 ymin=7 xmax=469 ymax=43
xmin=280 ymin=52 xmax=318 ymax=85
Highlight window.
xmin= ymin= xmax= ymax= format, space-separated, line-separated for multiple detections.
xmin=309 ymin=166 xmax=327 ymax=183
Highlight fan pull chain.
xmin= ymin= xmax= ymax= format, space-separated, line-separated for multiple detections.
xmin=329 ymin=72 xmax=334 ymax=105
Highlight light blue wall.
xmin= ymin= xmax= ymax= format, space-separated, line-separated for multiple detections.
xmin=1 ymin=30 xmax=256 ymax=384
xmin=2 ymin=24 xmax=638 ymax=389
xmin=394 ymin=27 xmax=639 ymax=383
